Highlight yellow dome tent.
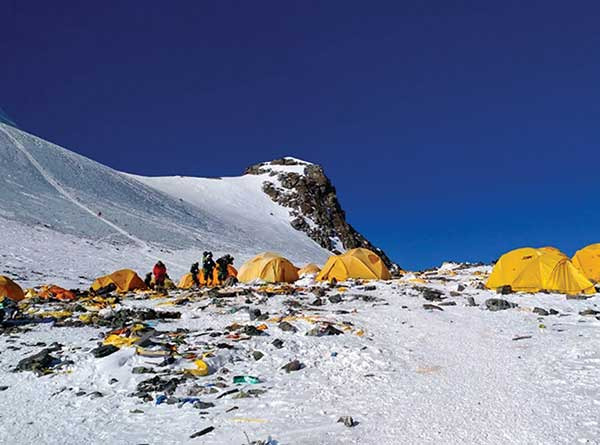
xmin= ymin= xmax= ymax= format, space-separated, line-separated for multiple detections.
xmin=0 ymin=275 xmax=25 ymax=302
xmin=178 ymin=273 xmax=198 ymax=289
xmin=316 ymin=248 xmax=391 ymax=282
xmin=91 ymin=269 xmax=147 ymax=293
xmin=572 ymin=243 xmax=600 ymax=282
xmin=298 ymin=263 xmax=321 ymax=276
xmin=486 ymin=247 xmax=594 ymax=295
xmin=237 ymin=252 xmax=299 ymax=283
xmin=539 ymin=246 xmax=567 ymax=257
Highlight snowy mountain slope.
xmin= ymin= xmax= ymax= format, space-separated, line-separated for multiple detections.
xmin=0 ymin=123 xmax=339 ymax=285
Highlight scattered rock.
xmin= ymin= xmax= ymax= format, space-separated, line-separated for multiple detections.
xmin=312 ymin=288 xmax=326 ymax=297
xmin=272 ymin=339 xmax=284 ymax=349
xmin=579 ymin=309 xmax=600 ymax=316
xmin=136 ymin=376 xmax=182 ymax=396
xmin=532 ymin=307 xmax=549 ymax=316
xmin=132 ymin=366 xmax=155 ymax=374
xmin=328 ymin=294 xmax=342 ymax=304
xmin=466 ymin=297 xmax=477 ymax=307
xmin=422 ymin=304 xmax=443 ymax=311
xmin=91 ymin=344 xmax=119 ymax=358
xmin=418 ymin=287 xmax=444 ymax=301
xmin=242 ymin=325 xmax=266 ymax=336
xmin=337 ymin=416 xmax=358 ymax=427
xmin=496 ymin=285 xmax=513 ymax=295
xmin=193 ymin=401 xmax=215 ymax=409
xmin=457 ymin=284 xmax=466 ymax=292
xmin=438 ymin=301 xmax=457 ymax=306
xmin=306 ymin=324 xmax=343 ymax=336
xmin=512 ymin=335 xmax=532 ymax=341
xmin=190 ymin=426 xmax=215 ymax=438
xmin=15 ymin=346 xmax=62 ymax=375
xmin=281 ymin=359 xmax=304 ymax=373
xmin=566 ymin=294 xmax=592 ymax=300
xmin=485 ymin=298 xmax=517 ymax=311
xmin=252 ymin=351 xmax=264 ymax=361
xmin=278 ymin=321 xmax=298 ymax=333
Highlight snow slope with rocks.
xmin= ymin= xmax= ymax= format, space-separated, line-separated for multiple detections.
xmin=0 ymin=123 xmax=345 ymax=286
xmin=2 ymin=265 xmax=600 ymax=444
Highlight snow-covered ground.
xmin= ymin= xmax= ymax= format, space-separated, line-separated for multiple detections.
xmin=2 ymin=266 xmax=600 ymax=444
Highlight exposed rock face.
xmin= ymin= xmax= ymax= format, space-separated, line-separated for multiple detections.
xmin=244 ymin=157 xmax=398 ymax=271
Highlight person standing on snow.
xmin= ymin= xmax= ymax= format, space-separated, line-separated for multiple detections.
xmin=216 ymin=254 xmax=234 ymax=283
xmin=153 ymin=261 xmax=167 ymax=288
xmin=190 ymin=262 xmax=200 ymax=287
xmin=202 ymin=252 xmax=215 ymax=286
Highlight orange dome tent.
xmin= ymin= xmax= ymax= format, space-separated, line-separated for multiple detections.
xmin=0 ymin=276 xmax=25 ymax=302
xmin=91 ymin=269 xmax=147 ymax=293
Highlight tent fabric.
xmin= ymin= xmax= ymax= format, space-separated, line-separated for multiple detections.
xmin=237 ymin=252 xmax=299 ymax=283
xmin=572 ymin=243 xmax=600 ymax=282
xmin=316 ymin=248 xmax=391 ymax=282
xmin=91 ymin=269 xmax=147 ymax=293
xmin=298 ymin=263 xmax=321 ymax=276
xmin=0 ymin=275 xmax=25 ymax=302
xmin=486 ymin=247 xmax=594 ymax=295
xmin=39 ymin=285 xmax=76 ymax=301
xmin=177 ymin=273 xmax=197 ymax=289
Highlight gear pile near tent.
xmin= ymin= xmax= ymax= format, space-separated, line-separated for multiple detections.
xmin=237 ymin=252 xmax=299 ymax=283
xmin=91 ymin=269 xmax=147 ymax=293
xmin=316 ymin=248 xmax=391 ymax=282
xmin=486 ymin=247 xmax=595 ymax=295
xmin=298 ymin=263 xmax=321 ymax=276
xmin=0 ymin=275 xmax=24 ymax=301
xmin=572 ymin=243 xmax=600 ymax=283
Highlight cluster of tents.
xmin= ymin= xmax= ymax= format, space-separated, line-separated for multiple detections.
xmin=4 ymin=244 xmax=600 ymax=303
xmin=0 ymin=248 xmax=391 ymax=302
xmin=486 ymin=244 xmax=600 ymax=295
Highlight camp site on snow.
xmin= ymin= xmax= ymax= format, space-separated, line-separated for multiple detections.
xmin=3 ymin=241 xmax=600 ymax=443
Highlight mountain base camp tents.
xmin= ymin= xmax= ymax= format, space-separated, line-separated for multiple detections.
xmin=238 ymin=252 xmax=299 ymax=283
xmin=486 ymin=247 xmax=594 ymax=295
xmin=91 ymin=269 xmax=147 ymax=293
xmin=316 ymin=248 xmax=391 ymax=282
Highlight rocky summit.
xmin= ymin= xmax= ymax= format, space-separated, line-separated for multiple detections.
xmin=246 ymin=158 xmax=398 ymax=272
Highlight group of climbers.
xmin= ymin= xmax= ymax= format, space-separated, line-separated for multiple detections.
xmin=142 ymin=253 xmax=237 ymax=292
xmin=188 ymin=252 xmax=236 ymax=288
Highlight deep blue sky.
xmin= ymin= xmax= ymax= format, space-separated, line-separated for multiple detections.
xmin=2 ymin=1 xmax=600 ymax=269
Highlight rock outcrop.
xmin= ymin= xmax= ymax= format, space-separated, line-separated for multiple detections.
xmin=245 ymin=157 xmax=399 ymax=272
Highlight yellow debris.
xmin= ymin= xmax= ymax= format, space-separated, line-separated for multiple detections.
xmin=103 ymin=334 xmax=140 ymax=348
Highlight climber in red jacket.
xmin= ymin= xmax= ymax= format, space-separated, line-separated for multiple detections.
xmin=153 ymin=261 xmax=167 ymax=288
